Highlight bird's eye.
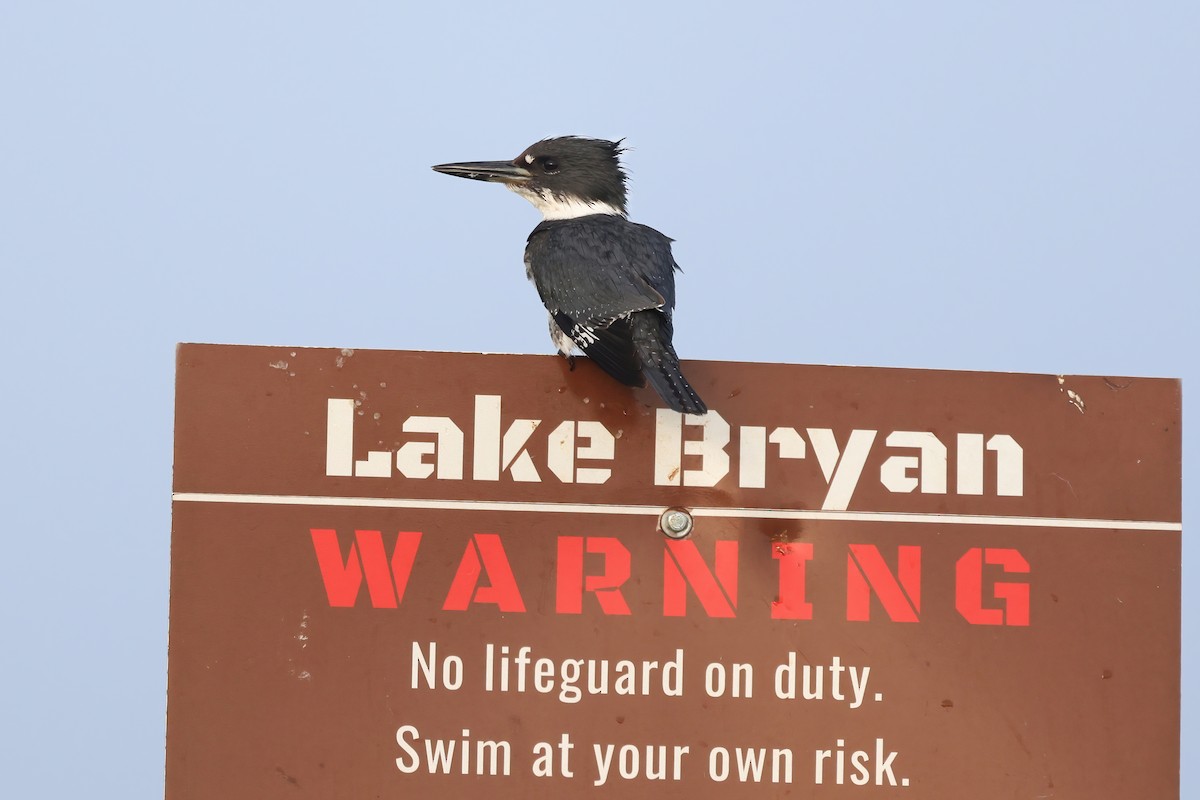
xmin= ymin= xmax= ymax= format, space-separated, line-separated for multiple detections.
xmin=541 ymin=157 xmax=559 ymax=173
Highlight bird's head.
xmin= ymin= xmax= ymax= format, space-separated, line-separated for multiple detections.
xmin=432 ymin=136 xmax=628 ymax=220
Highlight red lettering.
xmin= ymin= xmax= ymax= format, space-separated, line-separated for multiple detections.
xmin=310 ymin=529 xmax=422 ymax=608
xmin=772 ymin=542 xmax=814 ymax=619
xmin=556 ymin=536 xmax=632 ymax=615
xmin=663 ymin=540 xmax=738 ymax=618
xmin=956 ymin=547 xmax=1030 ymax=626
xmin=846 ymin=544 xmax=921 ymax=622
xmin=310 ymin=529 xmax=1032 ymax=628
xmin=443 ymin=533 xmax=526 ymax=612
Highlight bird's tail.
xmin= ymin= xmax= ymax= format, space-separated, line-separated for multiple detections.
xmin=632 ymin=314 xmax=708 ymax=415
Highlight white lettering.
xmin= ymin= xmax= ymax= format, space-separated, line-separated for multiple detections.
xmin=653 ymin=410 xmax=730 ymax=487
xmin=880 ymin=431 xmax=947 ymax=494
xmin=323 ymin=394 xmax=1024 ymax=504
xmin=396 ymin=416 xmax=463 ymax=479
xmin=808 ymin=428 xmax=877 ymax=510
xmin=547 ymin=420 xmax=615 ymax=484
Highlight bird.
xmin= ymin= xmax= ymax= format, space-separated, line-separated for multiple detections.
xmin=431 ymin=136 xmax=707 ymax=415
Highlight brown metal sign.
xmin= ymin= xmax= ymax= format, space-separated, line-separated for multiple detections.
xmin=167 ymin=344 xmax=1182 ymax=798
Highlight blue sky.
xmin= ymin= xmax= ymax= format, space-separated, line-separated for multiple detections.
xmin=2 ymin=2 xmax=1195 ymax=795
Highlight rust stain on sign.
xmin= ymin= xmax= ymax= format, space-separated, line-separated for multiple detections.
xmin=167 ymin=345 xmax=1181 ymax=798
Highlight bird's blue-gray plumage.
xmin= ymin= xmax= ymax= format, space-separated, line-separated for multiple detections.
xmin=525 ymin=215 xmax=706 ymax=414
xmin=432 ymin=136 xmax=707 ymax=414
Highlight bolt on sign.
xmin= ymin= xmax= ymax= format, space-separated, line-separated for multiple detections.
xmin=167 ymin=344 xmax=1182 ymax=798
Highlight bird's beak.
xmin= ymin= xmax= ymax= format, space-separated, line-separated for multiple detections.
xmin=431 ymin=160 xmax=533 ymax=185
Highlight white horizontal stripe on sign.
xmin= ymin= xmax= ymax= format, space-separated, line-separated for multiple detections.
xmin=171 ymin=492 xmax=1182 ymax=532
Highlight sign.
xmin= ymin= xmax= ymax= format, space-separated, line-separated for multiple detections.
xmin=167 ymin=344 xmax=1182 ymax=797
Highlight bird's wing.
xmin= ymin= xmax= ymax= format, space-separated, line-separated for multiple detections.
xmin=525 ymin=217 xmax=679 ymax=385
xmin=526 ymin=217 xmax=673 ymax=319
xmin=549 ymin=311 xmax=644 ymax=386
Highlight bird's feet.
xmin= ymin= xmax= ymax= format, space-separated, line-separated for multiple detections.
xmin=567 ymin=354 xmax=577 ymax=371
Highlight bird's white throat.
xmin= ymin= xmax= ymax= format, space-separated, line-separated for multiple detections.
xmin=507 ymin=185 xmax=625 ymax=221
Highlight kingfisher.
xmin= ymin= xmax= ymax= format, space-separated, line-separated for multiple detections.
xmin=432 ymin=136 xmax=707 ymax=415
